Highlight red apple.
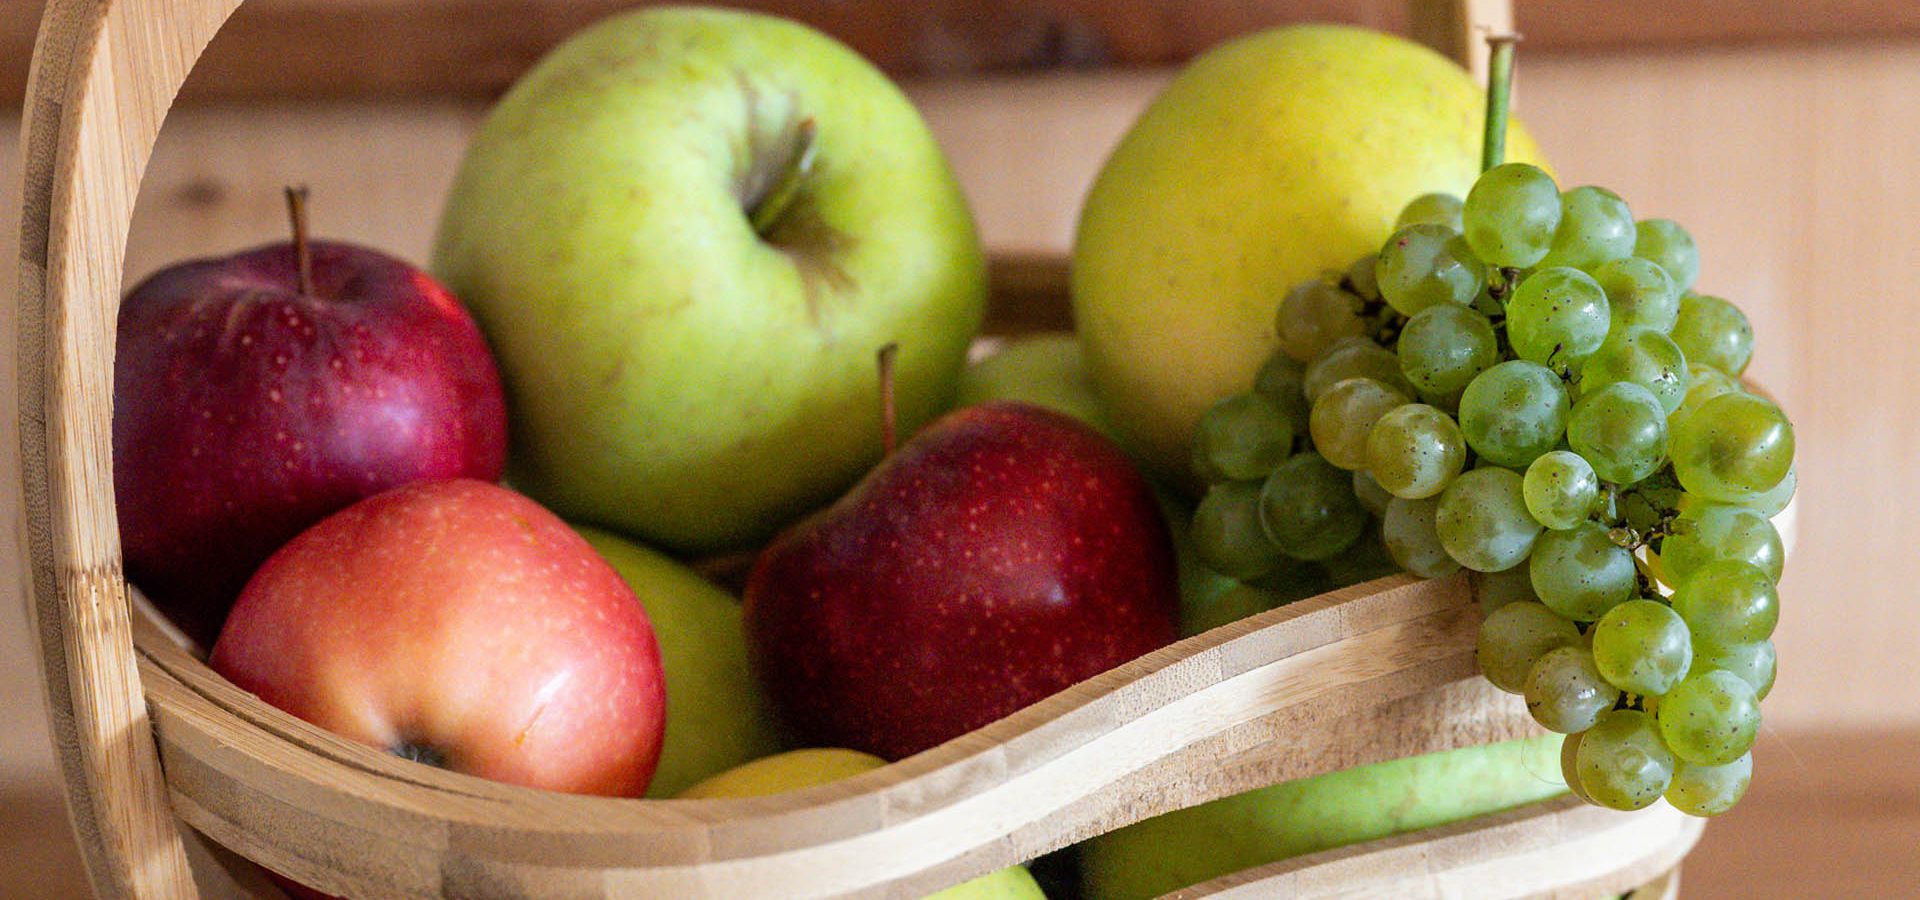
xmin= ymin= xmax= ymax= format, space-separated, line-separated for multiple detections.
xmin=210 ymin=479 xmax=666 ymax=798
xmin=743 ymin=401 xmax=1179 ymax=760
xmin=115 ymin=189 xmax=507 ymax=645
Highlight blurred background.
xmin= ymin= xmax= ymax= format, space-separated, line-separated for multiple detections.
xmin=3 ymin=0 xmax=1916 ymax=896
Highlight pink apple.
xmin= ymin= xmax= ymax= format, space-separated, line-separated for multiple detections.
xmin=115 ymin=190 xmax=507 ymax=646
xmin=210 ymin=479 xmax=666 ymax=797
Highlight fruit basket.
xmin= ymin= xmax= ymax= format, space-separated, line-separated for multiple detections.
xmin=14 ymin=0 xmax=1715 ymax=897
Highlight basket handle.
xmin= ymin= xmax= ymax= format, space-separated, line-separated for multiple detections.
xmin=14 ymin=1 xmax=245 ymax=897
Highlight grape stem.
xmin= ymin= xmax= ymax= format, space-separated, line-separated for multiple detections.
xmin=1481 ymin=33 xmax=1520 ymax=172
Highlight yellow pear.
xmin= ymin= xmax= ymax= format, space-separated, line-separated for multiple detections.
xmin=1073 ymin=25 xmax=1547 ymax=488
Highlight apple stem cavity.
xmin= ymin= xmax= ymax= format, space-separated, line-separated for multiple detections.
xmin=284 ymin=184 xmax=316 ymax=297
xmin=877 ymin=342 xmax=899 ymax=456
xmin=748 ymin=118 xmax=819 ymax=238
xmin=1480 ymin=33 xmax=1521 ymax=172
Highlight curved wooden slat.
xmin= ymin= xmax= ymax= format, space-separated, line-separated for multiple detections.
xmin=131 ymin=574 xmax=1545 ymax=898
xmin=15 ymin=0 xmax=246 ymax=896
xmin=1178 ymin=794 xmax=1703 ymax=899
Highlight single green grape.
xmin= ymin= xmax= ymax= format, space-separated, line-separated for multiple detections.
xmin=1182 ymin=582 xmax=1285 ymax=637
xmin=1382 ymin=496 xmax=1461 ymax=578
xmin=1746 ymin=466 xmax=1796 ymax=518
xmin=1304 ymin=337 xmax=1415 ymax=400
xmin=1396 ymin=304 xmax=1500 ymax=396
xmin=1525 ymin=645 xmax=1621 ymax=734
xmin=1476 ymin=600 xmax=1580 ymax=693
xmin=1577 ymin=709 xmax=1677 ymax=811
xmin=1659 ymin=502 xmax=1784 ymax=585
xmin=1309 ymin=378 xmax=1409 ymax=471
xmin=1538 ymin=186 xmax=1636 ymax=271
xmin=1435 ymin=467 xmax=1544 ymax=572
xmin=1258 ymin=452 xmax=1367 ymax=562
xmin=1592 ymin=599 xmax=1693 ymax=696
xmin=1672 ymin=559 xmax=1779 ymax=645
xmin=1523 ymin=450 xmax=1600 ymax=530
xmin=1670 ymin=392 xmax=1794 ymax=502
xmin=1365 ymin=404 xmax=1467 ymax=500
xmin=1579 ymin=326 xmax=1689 ymax=414
xmin=1253 ymin=352 xmax=1313 ymax=439
xmin=1506 ymin=267 xmax=1613 ymax=369
xmin=1352 ymin=470 xmax=1394 ymax=517
xmin=1346 ymin=252 xmax=1382 ymax=301
xmin=1668 ymin=364 xmax=1740 ymax=435
xmin=1567 ymin=381 xmax=1670 ymax=485
xmin=1691 ymin=639 xmax=1776 ymax=701
xmin=1458 ymin=360 xmax=1571 ymax=469
xmin=1395 ymin=192 xmax=1465 ymax=232
xmin=1593 ymin=256 xmax=1680 ymax=334
xmin=1463 ymin=162 xmax=1562 ymax=267
xmin=1275 ymin=280 xmax=1366 ymax=362
xmin=1473 ymin=566 xmax=1541 ymax=618
xmin=1671 ymin=293 xmax=1755 ymax=376
xmin=1530 ymin=521 xmax=1638 ymax=622
xmin=1375 ymin=224 xmax=1486 ymax=316
xmin=1666 ymin=752 xmax=1753 ymax=817
xmin=1634 ymin=219 xmax=1701 ymax=292
xmin=1191 ymin=392 xmax=1293 ymax=483
xmin=1192 ymin=481 xmax=1285 ymax=581
xmin=1657 ymin=669 xmax=1761 ymax=765
xmin=1562 ymin=729 xmax=1593 ymax=802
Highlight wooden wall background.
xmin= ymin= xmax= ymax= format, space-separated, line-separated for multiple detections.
xmin=5 ymin=3 xmax=1919 ymax=895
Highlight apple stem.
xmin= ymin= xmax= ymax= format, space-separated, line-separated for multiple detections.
xmin=284 ymin=185 xmax=316 ymax=296
xmin=1481 ymin=33 xmax=1520 ymax=172
xmin=748 ymin=118 xmax=819 ymax=237
xmin=877 ymin=342 xmax=899 ymax=456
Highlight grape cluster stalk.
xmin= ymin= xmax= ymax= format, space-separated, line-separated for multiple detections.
xmin=1188 ymin=160 xmax=1793 ymax=817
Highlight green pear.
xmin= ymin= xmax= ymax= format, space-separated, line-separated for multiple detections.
xmin=437 ymin=8 xmax=986 ymax=554
xmin=574 ymin=526 xmax=782 ymax=797
xmin=957 ymin=333 xmax=1112 ymax=434
xmin=1073 ymin=25 xmax=1547 ymax=488
xmin=682 ymin=749 xmax=1045 ymax=898
xmin=1081 ymin=736 xmax=1567 ymax=899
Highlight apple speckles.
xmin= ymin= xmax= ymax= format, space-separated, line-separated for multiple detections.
xmin=743 ymin=401 xmax=1178 ymax=760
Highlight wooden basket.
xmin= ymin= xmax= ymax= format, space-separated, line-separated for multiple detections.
xmin=12 ymin=0 xmax=1705 ymax=897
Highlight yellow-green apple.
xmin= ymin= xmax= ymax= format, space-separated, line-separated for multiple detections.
xmin=957 ymin=333 xmax=1112 ymax=436
xmin=574 ymin=526 xmax=784 ymax=797
xmin=210 ymin=479 xmax=666 ymax=797
xmin=743 ymin=402 xmax=1179 ymax=760
xmin=1073 ymin=25 xmax=1547 ymax=488
xmin=433 ymin=7 xmax=985 ymax=555
xmin=1080 ymin=736 xmax=1567 ymax=898
xmin=115 ymin=191 xmax=505 ymax=646
xmin=682 ymin=748 xmax=1045 ymax=898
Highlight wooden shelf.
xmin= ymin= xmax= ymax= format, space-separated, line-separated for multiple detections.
xmin=7 ymin=0 xmax=1920 ymax=106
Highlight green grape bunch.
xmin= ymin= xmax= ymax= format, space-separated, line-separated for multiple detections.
xmin=1185 ymin=150 xmax=1793 ymax=817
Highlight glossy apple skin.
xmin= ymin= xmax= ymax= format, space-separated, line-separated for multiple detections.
xmin=115 ymin=240 xmax=507 ymax=646
xmin=210 ymin=479 xmax=666 ymax=798
xmin=744 ymin=401 xmax=1180 ymax=760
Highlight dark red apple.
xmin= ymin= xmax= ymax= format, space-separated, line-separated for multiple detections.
xmin=742 ymin=400 xmax=1179 ymax=761
xmin=115 ymin=189 xmax=506 ymax=645
xmin=210 ymin=478 xmax=667 ymax=798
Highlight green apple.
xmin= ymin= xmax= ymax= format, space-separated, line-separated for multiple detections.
xmin=1073 ymin=25 xmax=1547 ymax=488
xmin=436 ymin=8 xmax=986 ymax=554
xmin=1081 ymin=736 xmax=1567 ymax=899
xmin=682 ymin=749 xmax=1045 ymax=898
xmin=575 ymin=527 xmax=782 ymax=797
xmin=957 ymin=333 xmax=1112 ymax=434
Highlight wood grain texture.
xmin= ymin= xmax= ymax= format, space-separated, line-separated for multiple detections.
xmin=13 ymin=0 xmax=241 ymax=896
xmin=126 ymin=574 xmax=1560 ymax=897
xmin=1178 ymin=795 xmax=1701 ymax=899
